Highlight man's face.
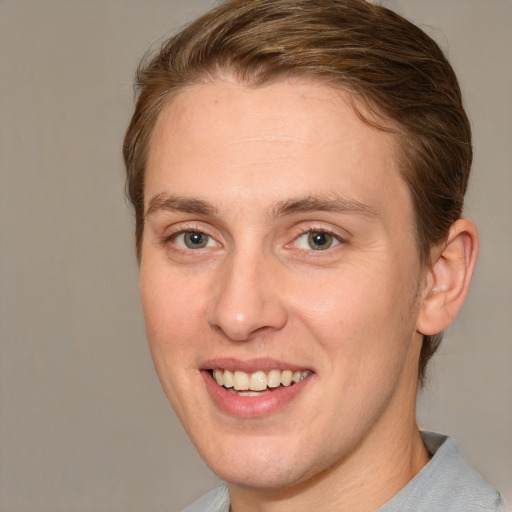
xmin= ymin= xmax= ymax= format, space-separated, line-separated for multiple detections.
xmin=140 ymin=79 xmax=426 ymax=490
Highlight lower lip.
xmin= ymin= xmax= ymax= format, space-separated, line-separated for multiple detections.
xmin=201 ymin=371 xmax=312 ymax=419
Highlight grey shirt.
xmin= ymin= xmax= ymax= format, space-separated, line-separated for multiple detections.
xmin=182 ymin=432 xmax=505 ymax=512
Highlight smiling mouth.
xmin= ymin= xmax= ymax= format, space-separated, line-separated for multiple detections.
xmin=210 ymin=368 xmax=312 ymax=395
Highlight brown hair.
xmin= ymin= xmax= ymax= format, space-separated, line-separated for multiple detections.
xmin=123 ymin=0 xmax=472 ymax=384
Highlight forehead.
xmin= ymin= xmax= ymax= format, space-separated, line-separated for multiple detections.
xmin=145 ymin=78 xmax=409 ymax=219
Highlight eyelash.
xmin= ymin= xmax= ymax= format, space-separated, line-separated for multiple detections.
xmin=163 ymin=223 xmax=216 ymax=247
xmin=162 ymin=225 xmax=347 ymax=253
xmin=290 ymin=227 xmax=347 ymax=250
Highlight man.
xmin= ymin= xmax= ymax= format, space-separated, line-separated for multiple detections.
xmin=123 ymin=0 xmax=504 ymax=510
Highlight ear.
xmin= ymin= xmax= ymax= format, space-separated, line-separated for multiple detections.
xmin=416 ymin=219 xmax=479 ymax=336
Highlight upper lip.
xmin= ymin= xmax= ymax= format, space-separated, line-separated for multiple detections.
xmin=200 ymin=357 xmax=312 ymax=374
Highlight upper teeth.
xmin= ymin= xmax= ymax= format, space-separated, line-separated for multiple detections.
xmin=212 ymin=369 xmax=310 ymax=391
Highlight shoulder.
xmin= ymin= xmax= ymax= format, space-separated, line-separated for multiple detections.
xmin=180 ymin=483 xmax=230 ymax=512
xmin=379 ymin=432 xmax=505 ymax=512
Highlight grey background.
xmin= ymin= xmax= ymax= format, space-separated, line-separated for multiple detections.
xmin=1 ymin=1 xmax=510 ymax=510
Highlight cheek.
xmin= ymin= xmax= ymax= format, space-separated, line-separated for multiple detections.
xmin=139 ymin=264 xmax=209 ymax=406
xmin=292 ymin=260 xmax=419 ymax=368
xmin=140 ymin=263 xmax=206 ymax=346
xmin=139 ymin=266 xmax=210 ymax=420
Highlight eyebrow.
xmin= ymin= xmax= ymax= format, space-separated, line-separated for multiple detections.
xmin=145 ymin=193 xmax=218 ymax=218
xmin=145 ymin=192 xmax=378 ymax=220
xmin=272 ymin=195 xmax=378 ymax=219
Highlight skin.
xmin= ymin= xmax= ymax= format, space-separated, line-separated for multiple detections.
xmin=139 ymin=78 xmax=440 ymax=512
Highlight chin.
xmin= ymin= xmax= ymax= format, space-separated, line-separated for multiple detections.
xmin=209 ymin=457 xmax=311 ymax=491
xmin=192 ymin=430 xmax=334 ymax=492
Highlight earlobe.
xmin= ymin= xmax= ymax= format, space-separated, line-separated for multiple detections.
xmin=416 ymin=219 xmax=479 ymax=336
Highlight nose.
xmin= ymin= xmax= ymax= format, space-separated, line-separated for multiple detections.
xmin=208 ymin=250 xmax=288 ymax=341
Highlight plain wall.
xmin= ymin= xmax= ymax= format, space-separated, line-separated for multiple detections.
xmin=1 ymin=1 xmax=510 ymax=510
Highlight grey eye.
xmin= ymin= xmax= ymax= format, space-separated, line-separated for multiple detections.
xmin=307 ymin=232 xmax=334 ymax=250
xmin=183 ymin=232 xmax=210 ymax=249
